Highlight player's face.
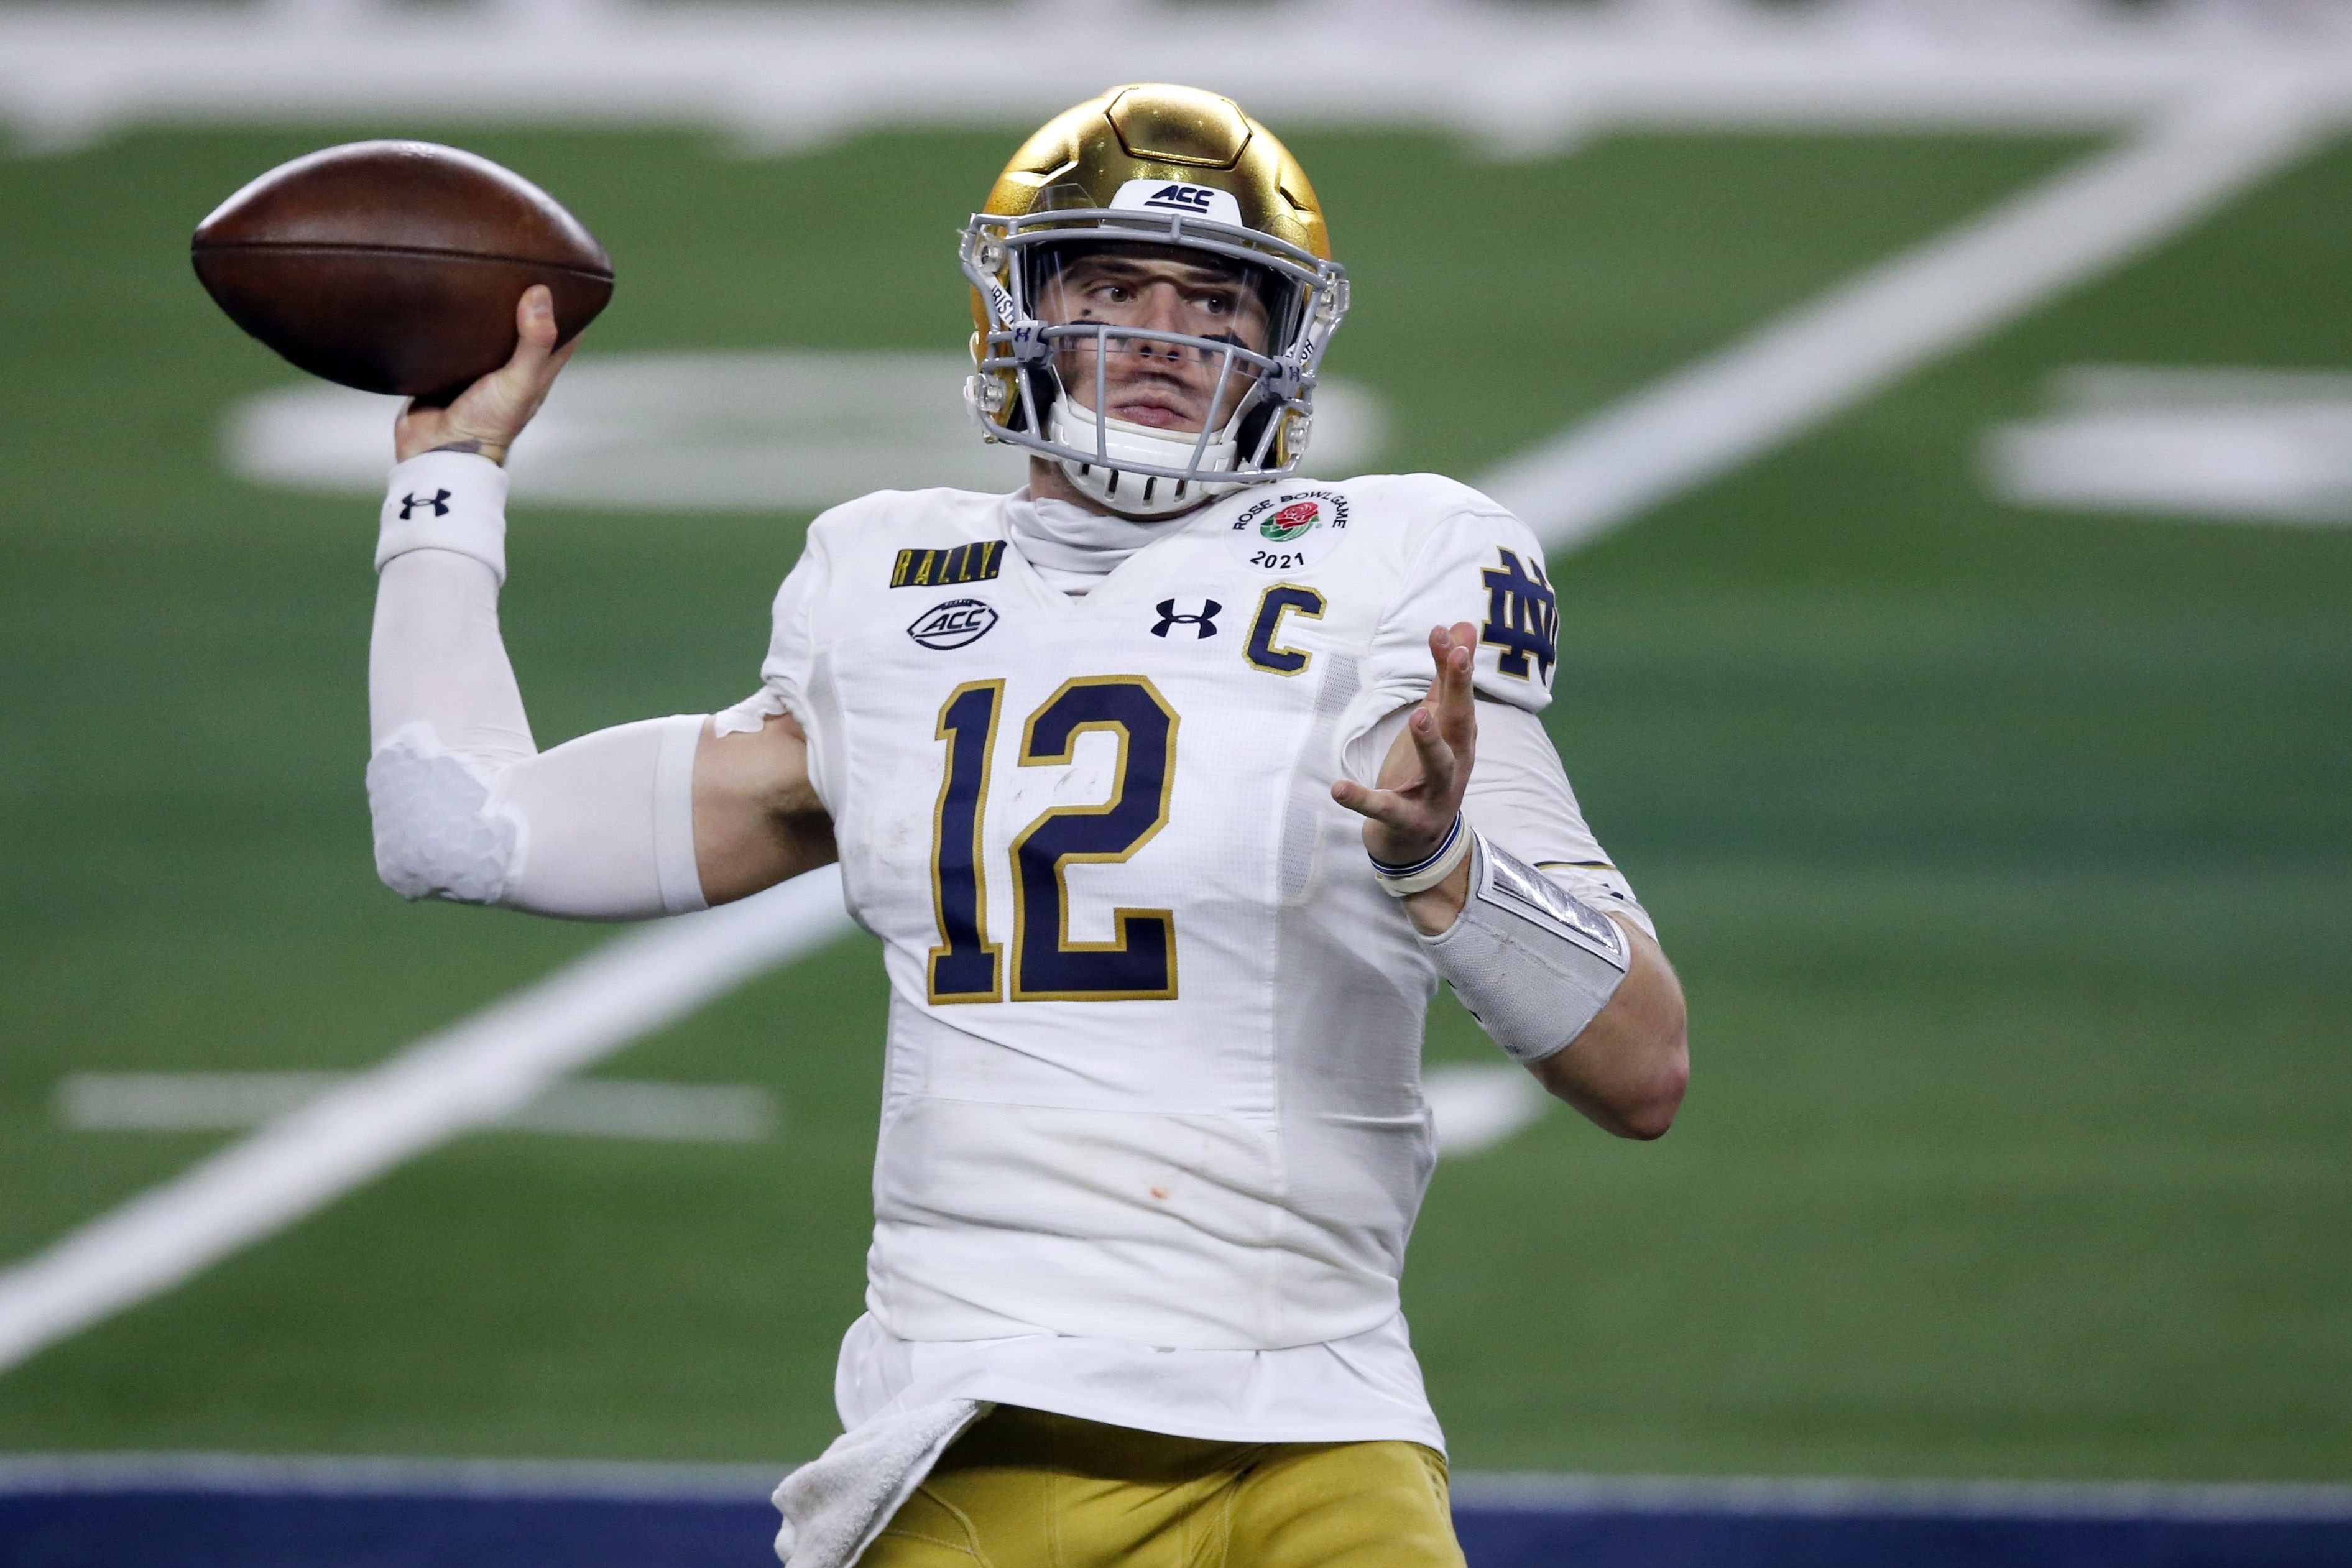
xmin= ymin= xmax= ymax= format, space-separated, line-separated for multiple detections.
xmin=1035 ymin=247 xmax=1276 ymax=434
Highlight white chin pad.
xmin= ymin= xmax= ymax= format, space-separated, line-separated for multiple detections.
xmin=1049 ymin=397 xmax=1242 ymax=517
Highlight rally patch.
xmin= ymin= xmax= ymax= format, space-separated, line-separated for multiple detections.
xmin=1224 ymin=490 xmax=1350 ymax=571
xmin=892 ymin=540 xmax=1003 ymax=588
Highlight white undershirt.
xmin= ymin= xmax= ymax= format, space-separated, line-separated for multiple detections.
xmin=1003 ymin=488 xmax=1188 ymax=596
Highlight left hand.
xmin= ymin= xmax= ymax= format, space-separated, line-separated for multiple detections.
xmin=1332 ymin=622 xmax=1478 ymax=931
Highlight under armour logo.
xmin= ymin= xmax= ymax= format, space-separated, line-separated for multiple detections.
xmin=1479 ymin=548 xmax=1557 ymax=683
xmin=1151 ymin=597 xmax=1221 ymax=639
xmin=398 ymin=489 xmax=451 ymax=520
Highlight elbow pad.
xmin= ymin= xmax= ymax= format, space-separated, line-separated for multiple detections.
xmin=366 ymin=714 xmax=708 ymax=920
xmin=1419 ymin=832 xmax=1633 ymax=1064
xmin=367 ymin=729 xmax=517 ymax=904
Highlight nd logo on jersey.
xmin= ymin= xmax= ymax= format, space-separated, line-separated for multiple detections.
xmin=1225 ymin=491 xmax=1350 ymax=573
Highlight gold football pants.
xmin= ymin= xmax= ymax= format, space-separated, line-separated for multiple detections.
xmin=859 ymin=1405 xmax=1467 ymax=1568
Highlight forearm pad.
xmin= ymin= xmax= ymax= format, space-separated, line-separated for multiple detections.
xmin=1418 ymin=832 xmax=1633 ymax=1064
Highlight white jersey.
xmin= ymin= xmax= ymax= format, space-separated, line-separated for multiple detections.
xmin=740 ymin=472 xmax=1607 ymax=1367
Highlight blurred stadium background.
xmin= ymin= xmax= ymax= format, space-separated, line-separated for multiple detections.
xmin=2 ymin=0 xmax=2350 ymax=1562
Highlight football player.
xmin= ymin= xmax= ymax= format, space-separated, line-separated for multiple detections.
xmin=367 ymin=84 xmax=1687 ymax=1568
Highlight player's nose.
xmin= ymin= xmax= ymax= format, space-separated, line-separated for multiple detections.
xmin=1132 ymin=284 xmax=1197 ymax=352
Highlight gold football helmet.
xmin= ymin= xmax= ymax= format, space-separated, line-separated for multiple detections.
xmin=959 ymin=84 xmax=1349 ymax=517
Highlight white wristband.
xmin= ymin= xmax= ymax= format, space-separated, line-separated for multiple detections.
xmin=377 ymin=451 xmax=509 ymax=583
xmin=1370 ymin=813 xmax=1471 ymax=897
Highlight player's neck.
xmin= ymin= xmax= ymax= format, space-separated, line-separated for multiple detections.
xmin=1011 ymin=461 xmax=1212 ymax=596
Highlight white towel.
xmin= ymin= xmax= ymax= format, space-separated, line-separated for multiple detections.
xmin=772 ymin=1398 xmax=987 ymax=1568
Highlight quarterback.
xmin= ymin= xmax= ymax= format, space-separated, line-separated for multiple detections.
xmin=365 ymin=85 xmax=1687 ymax=1567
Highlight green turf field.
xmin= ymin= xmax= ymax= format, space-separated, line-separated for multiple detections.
xmin=1 ymin=123 xmax=2346 ymax=1480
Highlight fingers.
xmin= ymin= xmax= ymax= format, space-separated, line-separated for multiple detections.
xmin=502 ymin=285 xmax=560 ymax=384
xmin=1330 ymin=777 xmax=1416 ymax=828
xmin=1337 ymin=623 xmax=1484 ymax=860
xmin=1416 ymin=622 xmax=1478 ymax=751
xmin=391 ymin=392 xmax=445 ymax=463
xmin=1434 ymin=619 xmax=1475 ymax=705
xmin=515 ymin=284 xmax=558 ymax=352
xmin=390 ymin=288 xmax=563 ymax=463
xmin=1404 ymin=702 xmax=1456 ymax=800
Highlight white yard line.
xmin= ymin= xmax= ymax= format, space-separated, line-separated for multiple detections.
xmin=0 ymin=872 xmax=850 ymax=1376
xmin=0 ymin=1449 xmax=793 ymax=1500
xmin=0 ymin=86 xmax=2326 ymax=1378
xmin=1423 ymin=1064 xmax=1552 ymax=1158
xmin=4 ymin=1 xmax=2346 ymax=155
xmin=1482 ymin=83 xmax=2330 ymax=553
xmin=56 ymin=1072 xmax=780 ymax=1143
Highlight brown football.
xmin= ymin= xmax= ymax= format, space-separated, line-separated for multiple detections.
xmin=193 ymin=141 xmax=613 ymax=403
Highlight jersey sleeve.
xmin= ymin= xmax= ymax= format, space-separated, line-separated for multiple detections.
xmin=713 ymin=515 xmax=836 ymax=739
xmin=1357 ymin=502 xmax=1559 ymax=727
xmin=1462 ymin=704 xmax=1654 ymax=941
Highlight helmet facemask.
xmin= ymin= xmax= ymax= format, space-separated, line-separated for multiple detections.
xmin=962 ymin=195 xmax=1347 ymax=518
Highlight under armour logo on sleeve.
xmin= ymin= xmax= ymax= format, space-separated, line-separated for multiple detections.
xmin=1151 ymin=598 xmax=1222 ymax=639
xmin=1479 ymin=549 xmax=1557 ymax=682
xmin=398 ymin=489 xmax=453 ymax=520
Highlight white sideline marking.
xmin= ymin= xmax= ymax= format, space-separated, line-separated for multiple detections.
xmin=1985 ymin=364 xmax=2352 ymax=525
xmin=221 ymin=352 xmax=1389 ymax=509
xmin=1424 ymin=1063 xmax=1550 ymax=1157
xmin=58 ymin=1073 xmax=778 ymax=1143
xmin=3 ymin=1451 xmax=2348 ymax=1522
xmin=0 ymin=871 xmax=851 ymax=1376
xmin=1482 ymin=86 xmax=2328 ymax=553
xmin=0 ymin=93 xmax=2322 ymax=1379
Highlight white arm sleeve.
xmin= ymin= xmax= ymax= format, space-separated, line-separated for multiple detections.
xmin=366 ymin=452 xmax=708 ymax=921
